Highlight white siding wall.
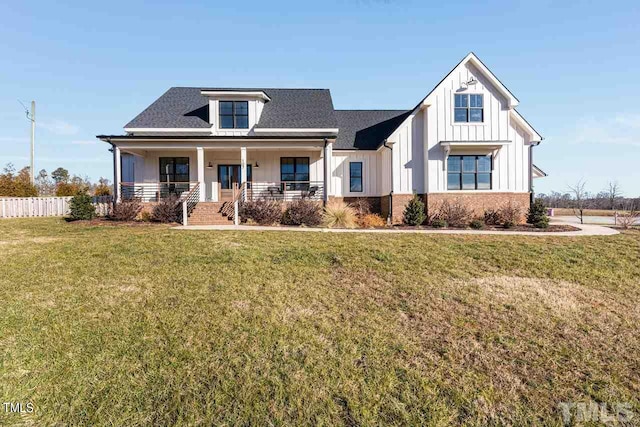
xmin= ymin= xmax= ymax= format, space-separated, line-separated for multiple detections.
xmin=330 ymin=151 xmax=381 ymax=197
xmin=387 ymin=61 xmax=533 ymax=195
xmin=208 ymin=98 xmax=266 ymax=136
xmin=134 ymin=151 xmax=198 ymax=183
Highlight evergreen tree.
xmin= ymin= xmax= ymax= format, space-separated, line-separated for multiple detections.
xmin=403 ymin=194 xmax=426 ymax=226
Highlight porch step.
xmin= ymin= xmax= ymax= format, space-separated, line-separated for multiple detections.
xmin=187 ymin=202 xmax=235 ymax=225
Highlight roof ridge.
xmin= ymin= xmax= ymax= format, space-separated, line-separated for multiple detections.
xmin=170 ymin=86 xmax=331 ymax=91
xmin=335 ymin=109 xmax=409 ymax=112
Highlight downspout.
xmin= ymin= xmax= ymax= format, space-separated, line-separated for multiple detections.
xmin=383 ymin=139 xmax=393 ymax=224
xmin=323 ymin=138 xmax=328 ymax=207
xmin=528 ymin=141 xmax=541 ymax=206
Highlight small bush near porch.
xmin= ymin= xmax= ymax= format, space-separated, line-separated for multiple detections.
xmin=1 ymin=218 xmax=639 ymax=425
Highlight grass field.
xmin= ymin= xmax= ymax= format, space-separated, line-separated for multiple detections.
xmin=553 ymin=208 xmax=629 ymax=217
xmin=1 ymin=218 xmax=639 ymax=426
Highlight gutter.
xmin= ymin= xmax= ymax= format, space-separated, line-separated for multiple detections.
xmin=383 ymin=139 xmax=393 ymax=224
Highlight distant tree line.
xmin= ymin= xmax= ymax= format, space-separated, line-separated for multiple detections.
xmin=0 ymin=163 xmax=112 ymax=197
xmin=537 ymin=181 xmax=638 ymax=211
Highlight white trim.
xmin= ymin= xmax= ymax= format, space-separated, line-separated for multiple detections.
xmin=423 ymin=53 xmax=519 ymax=109
xmin=440 ymin=140 xmax=510 ymax=149
xmin=200 ymin=90 xmax=271 ymax=101
xmin=253 ymin=128 xmax=339 ymax=134
xmin=532 ymin=164 xmax=547 ymax=178
xmin=510 ymin=109 xmax=542 ymax=142
xmin=124 ymin=127 xmax=212 ymax=133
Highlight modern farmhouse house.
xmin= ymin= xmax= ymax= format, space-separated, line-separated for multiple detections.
xmin=98 ymin=53 xmax=545 ymax=224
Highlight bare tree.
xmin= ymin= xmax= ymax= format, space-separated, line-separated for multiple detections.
xmin=606 ymin=181 xmax=622 ymax=210
xmin=568 ymin=179 xmax=587 ymax=224
xmin=617 ymin=199 xmax=639 ymax=229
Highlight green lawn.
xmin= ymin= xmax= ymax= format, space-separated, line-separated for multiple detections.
xmin=1 ymin=218 xmax=639 ymax=426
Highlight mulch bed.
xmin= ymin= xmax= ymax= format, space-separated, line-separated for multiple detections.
xmin=391 ymin=223 xmax=581 ymax=232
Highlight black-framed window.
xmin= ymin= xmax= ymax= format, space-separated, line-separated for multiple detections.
xmin=218 ymin=164 xmax=252 ymax=190
xmin=281 ymin=157 xmax=309 ymax=190
xmin=447 ymin=155 xmax=491 ymax=190
xmin=160 ymin=157 xmax=189 ymax=183
xmin=219 ymin=101 xmax=249 ymax=129
xmin=454 ymin=94 xmax=483 ymax=123
xmin=349 ymin=162 xmax=363 ymax=192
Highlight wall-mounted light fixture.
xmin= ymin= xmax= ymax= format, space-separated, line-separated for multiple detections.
xmin=254 ymin=161 xmax=259 ymax=168
xmin=461 ymin=77 xmax=478 ymax=89
xmin=206 ymin=161 xmax=214 ymax=169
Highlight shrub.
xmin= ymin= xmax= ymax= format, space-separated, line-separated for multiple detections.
xmin=139 ymin=211 xmax=153 ymax=222
xmin=436 ymin=199 xmax=472 ymax=227
xmin=483 ymin=209 xmax=502 ymax=226
xmin=534 ymin=218 xmax=550 ymax=229
xmin=240 ymin=199 xmax=282 ymax=225
xmin=359 ymin=213 xmax=386 ymax=228
xmin=109 ymin=199 xmax=142 ymax=221
xmin=430 ymin=218 xmax=447 ymax=228
xmin=281 ymin=199 xmax=322 ymax=226
xmin=403 ymin=194 xmax=426 ymax=226
xmin=351 ymin=198 xmax=371 ymax=217
xmin=68 ymin=193 xmax=96 ymax=220
xmin=323 ymin=200 xmax=357 ymax=228
xmin=527 ymin=199 xmax=548 ymax=227
xmin=498 ymin=201 xmax=523 ymax=228
xmin=152 ymin=196 xmax=180 ymax=223
xmin=469 ymin=219 xmax=484 ymax=229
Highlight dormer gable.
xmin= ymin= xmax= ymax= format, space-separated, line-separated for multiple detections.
xmin=200 ymin=89 xmax=271 ymax=136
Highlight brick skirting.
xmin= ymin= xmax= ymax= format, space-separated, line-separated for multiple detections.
xmin=426 ymin=192 xmax=530 ymax=222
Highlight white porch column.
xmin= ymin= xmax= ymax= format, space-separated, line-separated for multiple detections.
xmin=323 ymin=140 xmax=332 ymax=202
xmin=197 ymin=147 xmax=205 ymax=201
xmin=114 ymin=145 xmax=121 ymax=202
xmin=240 ymin=146 xmax=247 ymax=201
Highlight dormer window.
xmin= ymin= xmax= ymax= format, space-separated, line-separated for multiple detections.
xmin=454 ymin=94 xmax=483 ymax=123
xmin=219 ymin=101 xmax=249 ymax=129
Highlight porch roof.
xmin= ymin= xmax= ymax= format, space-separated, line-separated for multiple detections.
xmin=97 ymin=134 xmax=336 ymax=141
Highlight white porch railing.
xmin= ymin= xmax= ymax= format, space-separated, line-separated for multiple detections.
xmin=244 ymin=181 xmax=324 ymax=202
xmin=120 ymin=182 xmax=199 ymax=202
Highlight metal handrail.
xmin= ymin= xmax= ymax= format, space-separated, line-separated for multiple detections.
xmin=180 ymin=183 xmax=200 ymax=225
xmin=245 ymin=181 xmax=324 ymax=201
xmin=120 ymin=182 xmax=198 ymax=202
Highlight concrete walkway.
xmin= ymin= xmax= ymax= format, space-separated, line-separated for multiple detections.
xmin=554 ymin=215 xmax=640 ymax=226
xmin=174 ymin=219 xmax=619 ymax=237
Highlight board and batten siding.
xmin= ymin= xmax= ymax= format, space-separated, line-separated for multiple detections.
xmin=387 ymin=60 xmax=534 ymax=195
xmin=330 ymin=151 xmax=381 ymax=197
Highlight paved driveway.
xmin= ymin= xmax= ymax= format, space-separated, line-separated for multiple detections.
xmin=554 ymin=215 xmax=639 ymax=226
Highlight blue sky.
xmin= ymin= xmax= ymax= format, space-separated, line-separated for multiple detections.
xmin=1 ymin=0 xmax=638 ymax=196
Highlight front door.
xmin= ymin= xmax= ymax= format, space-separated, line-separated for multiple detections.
xmin=218 ymin=164 xmax=251 ymax=201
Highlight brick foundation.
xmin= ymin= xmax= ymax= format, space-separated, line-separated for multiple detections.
xmin=330 ymin=196 xmax=382 ymax=215
xmin=380 ymin=194 xmax=417 ymax=224
xmin=426 ymin=192 xmax=530 ymax=222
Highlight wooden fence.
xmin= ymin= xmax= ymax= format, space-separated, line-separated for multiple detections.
xmin=0 ymin=196 xmax=112 ymax=218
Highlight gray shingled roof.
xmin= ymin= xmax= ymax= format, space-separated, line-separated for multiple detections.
xmin=125 ymin=87 xmax=337 ymax=129
xmin=334 ymin=110 xmax=411 ymax=150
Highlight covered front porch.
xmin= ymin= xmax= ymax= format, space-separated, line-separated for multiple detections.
xmin=113 ymin=140 xmax=330 ymax=204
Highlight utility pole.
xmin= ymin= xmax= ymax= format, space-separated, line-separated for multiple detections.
xmin=30 ymin=101 xmax=35 ymax=185
xmin=19 ymin=100 xmax=36 ymax=184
